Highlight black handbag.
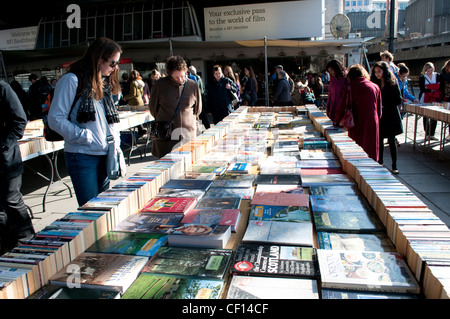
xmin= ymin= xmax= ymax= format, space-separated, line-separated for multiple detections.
xmin=150 ymin=81 xmax=186 ymax=141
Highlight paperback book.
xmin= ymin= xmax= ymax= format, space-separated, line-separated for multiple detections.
xmin=27 ymin=284 xmax=121 ymax=299
xmin=140 ymin=197 xmax=197 ymax=214
xmin=141 ymin=247 xmax=232 ymax=279
xmin=203 ymin=187 xmax=255 ymax=200
xmin=317 ymin=232 xmax=396 ymax=252
xmin=85 ymin=231 xmax=167 ymax=257
xmin=155 ymin=188 xmax=205 ymax=200
xmin=226 ymin=276 xmax=319 ymax=299
xmin=312 ymin=210 xmax=385 ymax=233
xmin=242 ymin=220 xmax=314 ymax=246
xmin=49 ymin=253 xmax=148 ymax=293
xmin=195 ymin=197 xmax=241 ymax=210
xmin=121 ymin=273 xmax=224 ymax=299
xmin=317 ymin=249 xmax=421 ymax=294
xmin=167 ymin=224 xmax=231 ymax=249
xmin=232 ymin=244 xmax=318 ymax=278
xmin=249 ymin=205 xmax=311 ymax=223
xmin=227 ymin=162 xmax=252 ymax=174
xmin=160 ymin=179 xmax=213 ymax=191
xmin=181 ymin=209 xmax=241 ymax=232
xmin=254 ymin=174 xmax=301 ymax=185
xmin=212 ymin=173 xmax=256 ymax=188
xmin=320 ymin=288 xmax=418 ymax=299
xmin=113 ymin=213 xmax=184 ymax=234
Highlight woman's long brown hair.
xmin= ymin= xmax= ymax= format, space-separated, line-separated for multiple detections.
xmin=68 ymin=37 xmax=122 ymax=100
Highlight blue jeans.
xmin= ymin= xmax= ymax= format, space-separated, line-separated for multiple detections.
xmin=65 ymin=152 xmax=109 ymax=206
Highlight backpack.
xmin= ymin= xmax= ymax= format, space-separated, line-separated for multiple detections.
xmin=42 ymin=79 xmax=80 ymax=141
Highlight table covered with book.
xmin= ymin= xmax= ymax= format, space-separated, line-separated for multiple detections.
xmin=1 ymin=105 xmax=449 ymax=301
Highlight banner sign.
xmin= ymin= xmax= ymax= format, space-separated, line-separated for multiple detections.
xmin=0 ymin=26 xmax=38 ymax=50
xmin=204 ymin=0 xmax=324 ymax=41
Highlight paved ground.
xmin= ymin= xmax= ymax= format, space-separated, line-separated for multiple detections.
xmin=20 ymin=113 xmax=450 ymax=233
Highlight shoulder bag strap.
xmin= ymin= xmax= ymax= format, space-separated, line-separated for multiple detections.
xmin=169 ymin=80 xmax=187 ymax=124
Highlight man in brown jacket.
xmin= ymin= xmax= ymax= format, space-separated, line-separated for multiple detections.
xmin=149 ymin=56 xmax=202 ymax=158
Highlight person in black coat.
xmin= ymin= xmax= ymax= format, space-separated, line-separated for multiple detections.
xmin=371 ymin=61 xmax=403 ymax=174
xmin=272 ymin=70 xmax=292 ymax=106
xmin=0 ymin=81 xmax=35 ymax=254
xmin=206 ymin=65 xmax=238 ymax=124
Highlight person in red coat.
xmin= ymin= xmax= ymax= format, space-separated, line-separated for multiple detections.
xmin=334 ymin=64 xmax=382 ymax=162
xmin=326 ymin=59 xmax=347 ymax=122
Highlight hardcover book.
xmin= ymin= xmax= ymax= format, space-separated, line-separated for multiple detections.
xmin=140 ymin=197 xmax=197 ymax=214
xmin=113 ymin=213 xmax=184 ymax=234
xmin=310 ymin=195 xmax=371 ymax=213
xmin=141 ymin=247 xmax=232 ymax=279
xmin=242 ymin=220 xmax=314 ymax=246
xmin=251 ymin=192 xmax=309 ymax=207
xmin=317 ymin=249 xmax=421 ymax=294
xmin=85 ymin=232 xmax=167 ymax=257
xmin=226 ymin=276 xmax=319 ymax=299
xmin=227 ymin=162 xmax=252 ymax=174
xmin=121 ymin=273 xmax=224 ymax=299
xmin=49 ymin=253 xmax=148 ymax=293
xmin=232 ymin=244 xmax=318 ymax=278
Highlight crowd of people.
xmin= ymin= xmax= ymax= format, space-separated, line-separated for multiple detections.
xmin=332 ymin=51 xmax=450 ymax=176
xmin=1 ymin=35 xmax=449 ymax=255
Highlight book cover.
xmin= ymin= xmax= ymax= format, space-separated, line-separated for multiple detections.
xmin=232 ymin=244 xmax=318 ymax=278
xmin=242 ymin=220 xmax=314 ymax=246
xmin=121 ymin=273 xmax=224 ymax=299
xmin=251 ymin=192 xmax=309 ymax=207
xmin=317 ymin=250 xmax=421 ymax=294
xmin=181 ymin=209 xmax=241 ymax=232
xmin=27 ymin=284 xmax=121 ymax=299
xmin=297 ymin=159 xmax=342 ymax=169
xmin=141 ymin=247 xmax=232 ymax=279
xmin=310 ymin=195 xmax=371 ymax=213
xmin=254 ymin=174 xmax=301 ymax=185
xmin=226 ymin=276 xmax=319 ymax=299
xmin=317 ymin=232 xmax=396 ymax=252
xmin=320 ymin=288 xmax=418 ymax=299
xmin=212 ymin=174 xmax=256 ymax=188
xmin=176 ymin=172 xmax=216 ymax=180
xmin=49 ymin=253 xmax=148 ymax=293
xmin=254 ymin=184 xmax=304 ymax=194
xmin=195 ymin=197 xmax=241 ymax=210
xmin=140 ymin=197 xmax=197 ymax=214
xmin=204 ymin=187 xmax=255 ymax=200
xmin=167 ymin=224 xmax=231 ymax=249
xmin=312 ymin=210 xmax=385 ymax=233
xmin=113 ymin=213 xmax=184 ymax=234
xmin=155 ymin=188 xmax=205 ymax=200
xmin=85 ymin=232 xmax=167 ymax=257
xmin=301 ymin=174 xmax=354 ymax=187
xmin=309 ymin=184 xmax=359 ymax=196
xmin=227 ymin=162 xmax=252 ymax=174
xmin=160 ymin=179 xmax=213 ymax=191
xmin=259 ymin=166 xmax=302 ymax=175
xmin=249 ymin=205 xmax=311 ymax=223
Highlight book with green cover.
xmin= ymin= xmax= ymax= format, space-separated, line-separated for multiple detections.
xmin=317 ymin=232 xmax=396 ymax=252
xmin=141 ymin=247 xmax=232 ymax=279
xmin=85 ymin=232 xmax=167 ymax=257
xmin=312 ymin=210 xmax=385 ymax=233
xmin=121 ymin=273 xmax=224 ymax=299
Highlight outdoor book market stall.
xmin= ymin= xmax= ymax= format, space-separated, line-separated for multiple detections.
xmin=1 ymin=104 xmax=448 ymax=300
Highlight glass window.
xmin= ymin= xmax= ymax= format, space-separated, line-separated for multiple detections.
xmin=163 ymin=9 xmax=172 ymax=37
xmin=134 ymin=12 xmax=142 ymax=40
xmin=153 ymin=10 xmax=162 ymax=38
xmin=143 ymin=11 xmax=152 ymax=39
xmin=114 ymin=13 xmax=123 ymax=41
xmin=87 ymin=17 xmax=96 ymax=40
xmin=123 ymin=13 xmax=133 ymax=41
xmin=105 ymin=15 xmax=114 ymax=39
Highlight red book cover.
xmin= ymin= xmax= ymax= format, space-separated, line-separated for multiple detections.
xmin=140 ymin=197 xmax=197 ymax=214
